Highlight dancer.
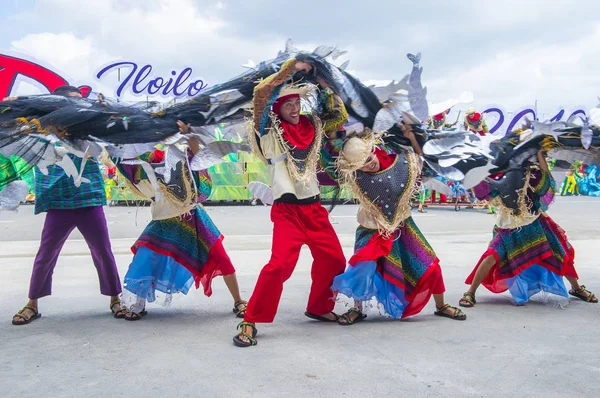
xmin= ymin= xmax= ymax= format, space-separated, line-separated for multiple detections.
xmin=459 ymin=150 xmax=597 ymax=307
xmin=233 ymin=59 xmax=347 ymax=347
xmin=11 ymin=86 xmax=123 ymax=325
xmin=427 ymin=111 xmax=457 ymax=130
xmin=331 ymin=123 xmax=466 ymax=324
xmin=117 ymin=122 xmax=246 ymax=320
xmin=464 ymin=108 xmax=489 ymax=136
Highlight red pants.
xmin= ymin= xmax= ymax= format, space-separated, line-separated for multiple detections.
xmin=244 ymin=202 xmax=346 ymax=323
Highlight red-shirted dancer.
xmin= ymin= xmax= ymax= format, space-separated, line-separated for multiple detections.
xmin=233 ymin=59 xmax=348 ymax=347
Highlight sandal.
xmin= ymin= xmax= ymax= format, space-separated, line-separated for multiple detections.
xmin=304 ymin=311 xmax=339 ymax=322
xmin=569 ymin=285 xmax=598 ymax=303
xmin=459 ymin=292 xmax=476 ymax=308
xmin=337 ymin=308 xmax=367 ymax=326
xmin=233 ymin=322 xmax=258 ymax=347
xmin=110 ymin=300 xmax=127 ymax=319
xmin=124 ymin=309 xmax=148 ymax=321
xmin=434 ymin=304 xmax=467 ymax=321
xmin=12 ymin=305 xmax=41 ymax=326
xmin=233 ymin=300 xmax=248 ymax=318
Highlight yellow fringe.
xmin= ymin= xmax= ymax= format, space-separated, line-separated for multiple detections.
xmin=269 ymin=111 xmax=323 ymax=185
xmin=119 ymin=162 xmax=197 ymax=215
xmin=150 ymin=109 xmax=167 ymax=117
xmin=15 ymin=117 xmax=51 ymax=135
xmin=117 ymin=169 xmax=148 ymax=200
xmin=336 ymin=129 xmax=386 ymax=174
xmin=158 ymin=165 xmax=197 ymax=213
xmin=490 ymin=165 xmax=539 ymax=225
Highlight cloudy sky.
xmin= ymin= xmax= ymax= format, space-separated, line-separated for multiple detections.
xmin=1 ymin=0 xmax=599 ymax=119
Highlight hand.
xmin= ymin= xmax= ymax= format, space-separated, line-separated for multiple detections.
xmin=96 ymin=93 xmax=108 ymax=106
xmin=177 ymin=120 xmax=191 ymax=135
xmin=2 ymin=96 xmax=17 ymax=102
xmin=294 ymin=61 xmax=312 ymax=73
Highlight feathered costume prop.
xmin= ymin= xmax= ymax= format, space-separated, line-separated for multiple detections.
xmin=1 ymin=39 xmax=599 ymax=215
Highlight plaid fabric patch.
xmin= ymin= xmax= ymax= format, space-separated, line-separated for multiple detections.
xmin=34 ymin=155 xmax=106 ymax=214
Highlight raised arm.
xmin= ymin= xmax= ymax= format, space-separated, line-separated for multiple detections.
xmin=537 ymin=149 xmax=551 ymax=176
xmin=400 ymin=122 xmax=423 ymax=156
xmin=252 ymin=59 xmax=308 ymax=136
xmin=177 ymin=120 xmax=201 ymax=154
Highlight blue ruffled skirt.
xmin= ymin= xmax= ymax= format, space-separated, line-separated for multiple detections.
xmin=332 ymin=260 xmax=409 ymax=319
xmin=123 ymin=246 xmax=195 ymax=304
xmin=505 ymin=264 xmax=568 ymax=304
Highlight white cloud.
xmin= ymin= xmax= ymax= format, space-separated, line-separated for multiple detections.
xmin=9 ymin=32 xmax=119 ymax=97
xmin=9 ymin=0 xmax=283 ymax=75
xmin=4 ymin=0 xmax=287 ymax=100
xmin=1 ymin=0 xmax=599 ymax=114
xmin=423 ymin=23 xmax=600 ymax=114
xmin=10 ymin=33 xmax=112 ymax=81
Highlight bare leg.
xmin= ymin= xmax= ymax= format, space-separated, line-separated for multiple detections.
xmin=433 ymin=293 xmax=466 ymax=319
xmin=466 ymin=255 xmax=497 ymax=295
xmin=434 ymin=293 xmax=455 ymax=312
xmin=565 ymin=276 xmax=581 ymax=291
xmin=458 ymin=255 xmax=497 ymax=307
xmin=433 ymin=293 xmax=445 ymax=308
xmin=223 ymin=273 xmax=243 ymax=304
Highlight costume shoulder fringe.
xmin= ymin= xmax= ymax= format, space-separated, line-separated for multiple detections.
xmin=344 ymin=150 xmax=420 ymax=238
xmin=268 ymin=111 xmax=323 ymax=185
xmin=490 ymin=165 xmax=543 ymax=226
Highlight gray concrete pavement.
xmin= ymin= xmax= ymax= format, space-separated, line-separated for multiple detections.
xmin=1 ymin=197 xmax=600 ymax=397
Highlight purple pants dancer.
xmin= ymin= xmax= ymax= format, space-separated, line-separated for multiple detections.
xmin=11 ymin=85 xmax=125 ymax=326
xmin=28 ymin=206 xmax=122 ymax=299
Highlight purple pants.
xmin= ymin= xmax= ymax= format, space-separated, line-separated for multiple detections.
xmin=29 ymin=206 xmax=122 ymax=299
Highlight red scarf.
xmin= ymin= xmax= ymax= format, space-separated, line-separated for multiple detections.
xmin=374 ymin=148 xmax=396 ymax=171
xmin=467 ymin=112 xmax=481 ymax=122
xmin=280 ymin=115 xmax=315 ymax=150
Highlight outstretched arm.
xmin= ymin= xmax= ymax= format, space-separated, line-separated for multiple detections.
xmin=177 ymin=120 xmax=201 ymax=154
xmin=537 ymin=150 xmax=551 ymax=175
xmin=400 ymin=122 xmax=423 ymax=156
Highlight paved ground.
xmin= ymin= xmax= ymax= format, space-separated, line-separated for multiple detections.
xmin=1 ymin=197 xmax=599 ymax=397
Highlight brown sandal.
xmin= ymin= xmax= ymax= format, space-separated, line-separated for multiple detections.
xmin=233 ymin=322 xmax=258 ymax=347
xmin=12 ymin=305 xmax=41 ymax=326
xmin=233 ymin=300 xmax=248 ymax=318
xmin=435 ymin=304 xmax=467 ymax=321
xmin=124 ymin=309 xmax=148 ymax=321
xmin=110 ymin=300 xmax=127 ymax=319
xmin=337 ymin=308 xmax=367 ymax=326
xmin=459 ymin=292 xmax=476 ymax=307
xmin=569 ymin=285 xmax=598 ymax=303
